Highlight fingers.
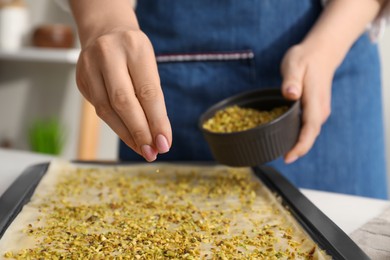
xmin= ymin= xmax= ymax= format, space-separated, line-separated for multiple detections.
xmin=284 ymin=67 xmax=332 ymax=164
xmin=77 ymin=55 xmax=144 ymax=154
xmin=75 ymin=30 xmax=171 ymax=162
xmin=97 ymin=41 xmax=158 ymax=162
xmin=280 ymin=45 xmax=333 ymax=164
xmin=281 ymin=47 xmax=305 ymax=101
xmin=127 ymin=32 xmax=172 ymax=154
xmin=284 ymin=100 xmax=323 ymax=164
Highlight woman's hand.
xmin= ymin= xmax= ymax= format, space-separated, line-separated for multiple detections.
xmin=281 ymin=44 xmax=336 ymax=164
xmin=76 ymin=27 xmax=172 ymax=162
xmin=280 ymin=0 xmax=386 ymax=164
xmin=70 ymin=0 xmax=172 ymax=162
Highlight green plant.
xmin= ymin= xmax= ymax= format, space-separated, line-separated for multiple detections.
xmin=28 ymin=118 xmax=66 ymax=155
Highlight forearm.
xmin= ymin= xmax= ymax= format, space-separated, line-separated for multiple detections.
xmin=69 ymin=0 xmax=139 ymax=48
xmin=302 ymin=0 xmax=386 ymax=68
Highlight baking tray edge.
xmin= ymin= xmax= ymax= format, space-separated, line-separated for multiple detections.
xmin=254 ymin=166 xmax=370 ymax=260
xmin=0 ymin=163 xmax=49 ymax=239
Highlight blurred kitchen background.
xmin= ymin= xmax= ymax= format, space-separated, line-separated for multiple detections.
xmin=0 ymin=0 xmax=390 ymax=194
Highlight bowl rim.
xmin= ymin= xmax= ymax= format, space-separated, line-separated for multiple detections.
xmin=199 ymin=88 xmax=300 ymax=136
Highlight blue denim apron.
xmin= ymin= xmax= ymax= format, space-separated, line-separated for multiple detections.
xmin=120 ymin=0 xmax=388 ymax=199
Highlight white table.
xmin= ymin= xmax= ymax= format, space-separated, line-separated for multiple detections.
xmin=0 ymin=148 xmax=388 ymax=235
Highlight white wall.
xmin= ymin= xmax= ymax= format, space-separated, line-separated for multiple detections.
xmin=0 ymin=0 xmax=83 ymax=159
xmin=379 ymin=35 xmax=390 ymax=193
xmin=0 ymin=0 xmax=118 ymax=160
xmin=0 ymin=61 xmax=82 ymax=158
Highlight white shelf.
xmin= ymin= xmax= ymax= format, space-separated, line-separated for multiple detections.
xmin=0 ymin=47 xmax=80 ymax=64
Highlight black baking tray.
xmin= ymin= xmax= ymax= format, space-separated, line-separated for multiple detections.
xmin=0 ymin=162 xmax=369 ymax=260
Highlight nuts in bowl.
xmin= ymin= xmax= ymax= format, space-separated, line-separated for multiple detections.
xmin=199 ymin=88 xmax=301 ymax=167
xmin=203 ymin=105 xmax=289 ymax=133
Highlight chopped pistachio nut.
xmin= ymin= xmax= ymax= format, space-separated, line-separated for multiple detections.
xmin=2 ymin=165 xmax=329 ymax=259
xmin=203 ymin=105 xmax=289 ymax=133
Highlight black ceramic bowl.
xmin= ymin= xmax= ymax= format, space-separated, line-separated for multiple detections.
xmin=199 ymin=88 xmax=301 ymax=167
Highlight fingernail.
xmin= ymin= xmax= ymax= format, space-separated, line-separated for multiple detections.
xmin=286 ymin=86 xmax=298 ymax=97
xmin=156 ymin=134 xmax=170 ymax=154
xmin=285 ymin=155 xmax=298 ymax=164
xmin=141 ymin=145 xmax=157 ymax=162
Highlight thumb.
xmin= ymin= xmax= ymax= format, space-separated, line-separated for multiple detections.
xmin=281 ymin=55 xmax=305 ymax=101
